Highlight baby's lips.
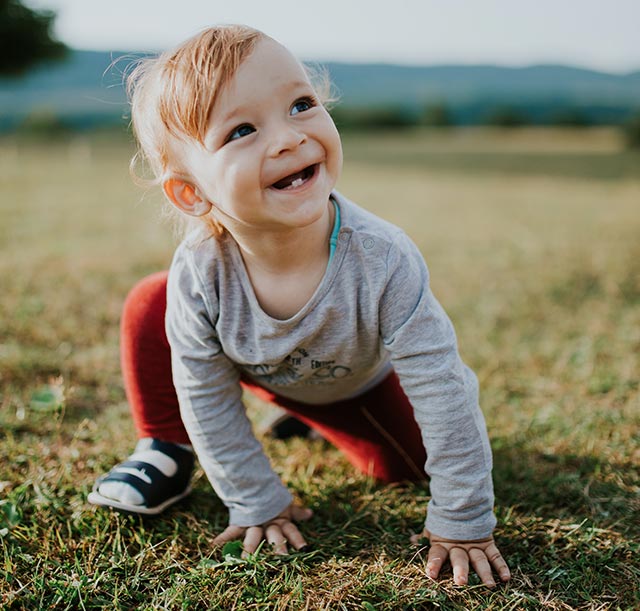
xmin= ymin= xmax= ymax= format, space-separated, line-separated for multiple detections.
xmin=269 ymin=163 xmax=317 ymax=189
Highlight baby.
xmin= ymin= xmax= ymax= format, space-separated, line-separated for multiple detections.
xmin=89 ymin=25 xmax=510 ymax=588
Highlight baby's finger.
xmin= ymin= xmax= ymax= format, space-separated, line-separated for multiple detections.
xmin=213 ymin=525 xmax=246 ymax=547
xmin=468 ymin=547 xmax=496 ymax=588
xmin=265 ymin=523 xmax=288 ymax=555
xmin=449 ymin=547 xmax=470 ymax=586
xmin=280 ymin=520 xmax=307 ymax=550
xmin=426 ymin=543 xmax=448 ymax=580
xmin=289 ymin=505 xmax=313 ymax=522
xmin=241 ymin=526 xmax=264 ymax=558
xmin=484 ymin=542 xmax=511 ymax=582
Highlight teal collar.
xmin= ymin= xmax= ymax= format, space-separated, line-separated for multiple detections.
xmin=328 ymin=199 xmax=341 ymax=263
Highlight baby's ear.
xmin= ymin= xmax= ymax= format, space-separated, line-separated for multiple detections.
xmin=163 ymin=178 xmax=212 ymax=217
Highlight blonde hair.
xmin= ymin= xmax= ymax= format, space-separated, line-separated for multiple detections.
xmin=127 ymin=25 xmax=335 ymax=239
xmin=128 ymin=25 xmax=262 ymax=236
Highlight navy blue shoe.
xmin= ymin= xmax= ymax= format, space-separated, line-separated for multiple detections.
xmin=88 ymin=439 xmax=194 ymax=515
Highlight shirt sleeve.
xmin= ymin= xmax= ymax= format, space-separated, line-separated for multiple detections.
xmin=165 ymin=244 xmax=293 ymax=526
xmin=379 ymin=232 xmax=497 ymax=540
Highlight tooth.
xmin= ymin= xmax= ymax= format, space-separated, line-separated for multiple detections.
xmin=291 ymin=178 xmax=304 ymax=188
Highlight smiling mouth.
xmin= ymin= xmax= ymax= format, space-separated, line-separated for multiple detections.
xmin=271 ymin=164 xmax=317 ymax=190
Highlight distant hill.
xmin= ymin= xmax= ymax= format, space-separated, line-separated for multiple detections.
xmin=323 ymin=62 xmax=640 ymax=124
xmin=0 ymin=51 xmax=132 ymax=131
xmin=1 ymin=50 xmax=639 ymax=132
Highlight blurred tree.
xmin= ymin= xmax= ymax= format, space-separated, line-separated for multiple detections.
xmin=550 ymin=108 xmax=590 ymax=127
xmin=16 ymin=108 xmax=71 ymax=137
xmin=330 ymin=105 xmax=416 ymax=131
xmin=0 ymin=0 xmax=67 ymax=77
xmin=624 ymin=111 xmax=640 ymax=149
xmin=486 ymin=106 xmax=529 ymax=127
xmin=421 ymin=102 xmax=453 ymax=127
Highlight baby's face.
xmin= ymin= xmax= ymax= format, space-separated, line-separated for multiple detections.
xmin=182 ymin=37 xmax=343 ymax=233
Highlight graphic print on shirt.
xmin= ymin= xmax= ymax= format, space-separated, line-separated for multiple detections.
xmin=244 ymin=347 xmax=353 ymax=387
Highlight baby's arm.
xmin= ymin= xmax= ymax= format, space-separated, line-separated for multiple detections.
xmin=166 ymin=247 xmax=296 ymax=533
xmin=380 ymin=233 xmax=510 ymax=586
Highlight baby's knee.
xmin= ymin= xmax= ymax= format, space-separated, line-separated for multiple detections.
xmin=122 ymin=271 xmax=169 ymax=334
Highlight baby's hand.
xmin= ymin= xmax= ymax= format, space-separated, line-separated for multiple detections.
xmin=410 ymin=529 xmax=510 ymax=588
xmin=213 ymin=503 xmax=313 ymax=557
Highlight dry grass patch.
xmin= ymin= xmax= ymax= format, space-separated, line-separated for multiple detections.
xmin=1 ymin=130 xmax=638 ymax=609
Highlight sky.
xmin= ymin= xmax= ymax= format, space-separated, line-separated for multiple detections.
xmin=26 ymin=0 xmax=640 ymax=74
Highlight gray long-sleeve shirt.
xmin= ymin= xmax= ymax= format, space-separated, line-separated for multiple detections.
xmin=165 ymin=191 xmax=497 ymax=540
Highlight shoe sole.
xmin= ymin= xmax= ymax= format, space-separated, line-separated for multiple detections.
xmin=87 ymin=486 xmax=192 ymax=516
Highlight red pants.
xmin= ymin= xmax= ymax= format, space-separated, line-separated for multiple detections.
xmin=121 ymin=271 xmax=427 ymax=483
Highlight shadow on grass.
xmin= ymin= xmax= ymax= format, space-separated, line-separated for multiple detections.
xmin=491 ymin=443 xmax=639 ymax=538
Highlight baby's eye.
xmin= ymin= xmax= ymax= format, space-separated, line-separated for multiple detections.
xmin=290 ymin=97 xmax=316 ymax=116
xmin=226 ymin=124 xmax=256 ymax=143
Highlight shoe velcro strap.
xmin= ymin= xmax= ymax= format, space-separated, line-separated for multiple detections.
xmin=106 ymin=461 xmax=180 ymax=507
xmin=148 ymin=439 xmax=194 ymax=476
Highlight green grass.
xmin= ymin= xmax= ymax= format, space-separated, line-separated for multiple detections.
xmin=1 ymin=128 xmax=639 ymax=609
xmin=342 ymin=126 xmax=640 ymax=180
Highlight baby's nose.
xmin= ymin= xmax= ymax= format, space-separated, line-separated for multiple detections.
xmin=270 ymin=125 xmax=306 ymax=156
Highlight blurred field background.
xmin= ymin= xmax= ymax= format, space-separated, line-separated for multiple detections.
xmin=1 ymin=125 xmax=638 ymax=609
